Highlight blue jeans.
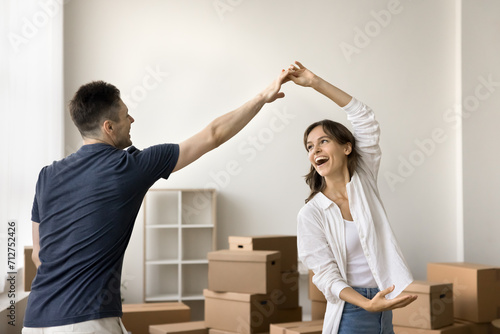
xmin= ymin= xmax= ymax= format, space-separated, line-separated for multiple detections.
xmin=338 ymin=287 xmax=394 ymax=334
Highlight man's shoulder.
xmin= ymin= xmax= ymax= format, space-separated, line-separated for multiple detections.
xmin=126 ymin=143 xmax=179 ymax=155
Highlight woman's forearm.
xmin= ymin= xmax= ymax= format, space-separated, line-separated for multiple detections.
xmin=339 ymin=287 xmax=371 ymax=310
xmin=310 ymin=75 xmax=352 ymax=108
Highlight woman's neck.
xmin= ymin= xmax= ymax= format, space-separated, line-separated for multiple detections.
xmin=322 ymin=168 xmax=351 ymax=200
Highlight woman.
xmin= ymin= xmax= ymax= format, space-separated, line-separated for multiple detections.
xmin=289 ymin=61 xmax=417 ymax=333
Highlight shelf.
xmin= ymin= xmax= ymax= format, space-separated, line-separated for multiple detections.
xmin=145 ymin=225 xmax=179 ymax=229
xmin=180 ymin=260 xmax=208 ymax=264
xmin=145 ymin=228 xmax=178 ymax=262
xmin=181 ymin=263 xmax=208 ymax=298
xmin=144 ymin=294 xmax=180 ymax=302
xmin=145 ymin=190 xmax=179 ymax=226
xmin=146 ymin=260 xmax=179 ymax=265
xmin=143 ymin=189 xmax=216 ymax=307
xmin=144 ymin=264 xmax=178 ymax=300
xmin=181 ymin=191 xmax=215 ymax=225
xmin=181 ymin=227 xmax=213 ymax=261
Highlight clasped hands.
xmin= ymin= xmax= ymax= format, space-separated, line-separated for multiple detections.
xmin=260 ymin=61 xmax=319 ymax=103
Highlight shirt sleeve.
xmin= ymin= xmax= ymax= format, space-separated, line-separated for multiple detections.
xmin=129 ymin=143 xmax=180 ymax=182
xmin=343 ymin=97 xmax=381 ymax=180
xmin=297 ymin=205 xmax=349 ymax=302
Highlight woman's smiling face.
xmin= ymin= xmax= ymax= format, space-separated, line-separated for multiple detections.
xmin=306 ymin=125 xmax=351 ymax=177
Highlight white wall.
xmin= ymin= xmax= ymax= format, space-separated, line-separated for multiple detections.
xmin=63 ymin=0 xmax=466 ymax=305
xmin=1 ymin=0 xmax=63 ymax=300
xmin=462 ymin=0 xmax=500 ymax=266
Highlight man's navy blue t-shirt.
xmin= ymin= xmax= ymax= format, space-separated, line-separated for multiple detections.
xmin=24 ymin=143 xmax=179 ymax=327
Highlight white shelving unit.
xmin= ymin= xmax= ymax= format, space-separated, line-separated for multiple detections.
xmin=143 ymin=189 xmax=216 ymax=318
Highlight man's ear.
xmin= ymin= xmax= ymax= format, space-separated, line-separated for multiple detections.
xmin=345 ymin=142 xmax=352 ymax=156
xmin=102 ymin=120 xmax=113 ymax=135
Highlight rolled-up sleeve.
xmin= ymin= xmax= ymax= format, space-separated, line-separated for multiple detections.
xmin=297 ymin=205 xmax=349 ymax=302
xmin=344 ymin=97 xmax=381 ymax=180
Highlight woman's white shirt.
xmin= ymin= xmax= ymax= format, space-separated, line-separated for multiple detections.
xmin=297 ymin=97 xmax=413 ymax=333
xmin=344 ymin=219 xmax=378 ymax=288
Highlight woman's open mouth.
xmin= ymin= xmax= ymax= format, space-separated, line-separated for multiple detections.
xmin=315 ymin=156 xmax=329 ymax=167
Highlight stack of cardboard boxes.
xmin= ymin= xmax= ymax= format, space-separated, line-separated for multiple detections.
xmin=394 ymin=262 xmax=500 ymax=333
xmin=204 ymin=235 xmax=302 ymax=333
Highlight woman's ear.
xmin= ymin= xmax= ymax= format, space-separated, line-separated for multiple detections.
xmin=345 ymin=142 xmax=352 ymax=156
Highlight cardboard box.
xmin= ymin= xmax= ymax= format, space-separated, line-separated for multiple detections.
xmin=270 ymin=320 xmax=323 ymax=334
xmin=122 ymin=302 xmax=190 ymax=334
xmin=455 ymin=320 xmax=500 ymax=334
xmin=393 ymin=322 xmax=471 ymax=334
xmin=277 ymin=271 xmax=299 ymax=309
xmin=310 ymin=301 xmax=326 ymax=320
xmin=427 ymin=262 xmax=500 ymax=323
xmin=208 ymin=331 xmax=268 ymax=334
xmin=204 ymin=289 xmax=293 ymax=334
xmin=285 ymin=326 xmax=323 ymax=334
xmin=208 ymin=250 xmax=281 ymax=294
xmin=493 ymin=320 xmax=500 ymax=333
xmin=208 ymin=330 xmax=240 ymax=334
xmin=229 ymin=235 xmax=297 ymax=272
xmin=308 ymin=271 xmax=326 ymax=302
xmin=393 ymin=280 xmax=454 ymax=329
xmin=274 ymin=306 xmax=302 ymax=323
xmin=24 ymin=246 xmax=37 ymax=291
xmin=149 ymin=321 xmax=207 ymax=334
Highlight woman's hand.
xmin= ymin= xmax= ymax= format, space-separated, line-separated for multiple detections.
xmin=364 ymin=285 xmax=418 ymax=312
xmin=287 ymin=61 xmax=318 ymax=88
xmin=286 ymin=60 xmax=352 ymax=107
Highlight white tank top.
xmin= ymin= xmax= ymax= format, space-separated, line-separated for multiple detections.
xmin=344 ymin=219 xmax=377 ymax=288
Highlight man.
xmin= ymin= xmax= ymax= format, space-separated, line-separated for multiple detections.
xmin=23 ymin=68 xmax=291 ymax=333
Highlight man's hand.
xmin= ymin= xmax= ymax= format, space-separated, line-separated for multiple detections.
xmin=364 ymin=285 xmax=418 ymax=312
xmin=259 ymin=68 xmax=292 ymax=103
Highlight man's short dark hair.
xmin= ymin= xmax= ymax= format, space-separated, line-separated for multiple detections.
xmin=69 ymin=81 xmax=121 ymax=136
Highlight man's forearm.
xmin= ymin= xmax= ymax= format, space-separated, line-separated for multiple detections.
xmin=209 ymin=93 xmax=267 ymax=148
xmin=32 ymin=221 xmax=41 ymax=269
xmin=32 ymin=251 xmax=41 ymax=269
